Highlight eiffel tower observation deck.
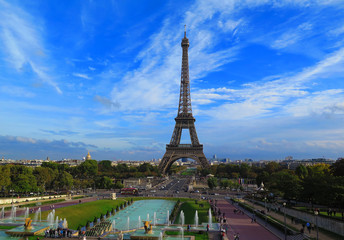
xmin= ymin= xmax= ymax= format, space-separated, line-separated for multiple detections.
xmin=158 ymin=27 xmax=210 ymax=174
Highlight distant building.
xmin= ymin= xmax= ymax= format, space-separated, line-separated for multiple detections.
xmin=86 ymin=151 xmax=92 ymax=160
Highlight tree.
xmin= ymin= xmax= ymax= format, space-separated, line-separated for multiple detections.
xmin=57 ymin=171 xmax=73 ymax=190
xmin=77 ymin=160 xmax=98 ymax=178
xmin=268 ymin=170 xmax=301 ymax=200
xmin=0 ymin=165 xmax=11 ymax=193
xmin=295 ymin=165 xmax=308 ymax=179
xmin=96 ymin=176 xmax=113 ymax=189
xmin=33 ymin=167 xmax=56 ymax=191
xmin=114 ymin=181 xmax=124 ymax=189
xmin=331 ymin=158 xmax=344 ymax=176
xmin=207 ymin=177 xmax=218 ymax=190
xmin=98 ymin=160 xmax=112 ymax=173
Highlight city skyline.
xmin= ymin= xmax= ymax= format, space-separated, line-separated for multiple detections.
xmin=1 ymin=0 xmax=344 ymax=160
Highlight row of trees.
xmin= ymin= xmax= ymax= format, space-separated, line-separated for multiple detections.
xmin=202 ymin=159 xmax=344 ymax=208
xmin=0 ymin=160 xmax=160 ymax=195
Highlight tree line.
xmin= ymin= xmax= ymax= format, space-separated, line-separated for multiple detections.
xmin=0 ymin=160 xmax=160 ymax=196
xmin=202 ymin=159 xmax=344 ymax=208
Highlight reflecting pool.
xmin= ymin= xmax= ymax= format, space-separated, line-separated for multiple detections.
xmin=109 ymin=199 xmax=176 ymax=231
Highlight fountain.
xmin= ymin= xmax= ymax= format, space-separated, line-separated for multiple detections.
xmin=208 ymin=209 xmax=212 ymax=228
xmin=179 ymin=226 xmax=184 ymax=240
xmin=1 ymin=207 xmax=4 ymax=219
xmin=24 ymin=207 xmax=29 ymax=219
xmin=167 ymin=210 xmax=170 ymax=226
xmin=63 ymin=218 xmax=68 ymax=228
xmin=137 ymin=216 xmax=141 ymax=229
xmin=47 ymin=210 xmax=55 ymax=226
xmin=159 ymin=231 xmax=163 ymax=240
xmin=194 ymin=210 xmax=199 ymax=228
xmin=147 ymin=213 xmax=149 ymax=221
xmin=127 ymin=216 xmax=130 ymax=231
xmin=180 ymin=210 xmax=185 ymax=226
xmin=10 ymin=206 xmax=16 ymax=221
xmin=55 ymin=216 xmax=59 ymax=229
xmin=153 ymin=212 xmax=156 ymax=226
xmin=112 ymin=220 xmax=116 ymax=231
xmin=33 ymin=208 xmax=41 ymax=222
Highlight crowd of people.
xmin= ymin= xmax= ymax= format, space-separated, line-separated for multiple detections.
xmin=45 ymin=228 xmax=73 ymax=238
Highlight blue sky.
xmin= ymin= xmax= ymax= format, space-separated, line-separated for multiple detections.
xmin=1 ymin=0 xmax=344 ymax=161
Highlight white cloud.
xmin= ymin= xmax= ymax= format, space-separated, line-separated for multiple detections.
xmin=0 ymin=0 xmax=62 ymax=94
xmin=271 ymin=22 xmax=313 ymax=49
xmin=0 ymin=85 xmax=35 ymax=98
xmin=73 ymin=73 xmax=91 ymax=79
xmin=200 ymin=47 xmax=344 ymax=120
xmin=284 ymin=89 xmax=344 ymax=117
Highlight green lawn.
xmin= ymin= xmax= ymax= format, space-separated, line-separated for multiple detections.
xmin=175 ymin=200 xmax=215 ymax=225
xmin=30 ymin=199 xmax=126 ymax=230
xmin=294 ymin=207 xmax=343 ymax=219
xmin=165 ymin=230 xmax=209 ymax=240
xmin=0 ymin=225 xmax=17 ymax=230
xmin=181 ymin=168 xmax=196 ymax=176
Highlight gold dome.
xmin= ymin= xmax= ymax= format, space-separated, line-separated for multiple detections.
xmin=86 ymin=151 xmax=91 ymax=160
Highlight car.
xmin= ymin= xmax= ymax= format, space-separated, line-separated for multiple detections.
xmin=195 ymin=190 xmax=199 ymax=193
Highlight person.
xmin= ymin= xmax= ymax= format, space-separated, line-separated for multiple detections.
xmin=306 ymin=222 xmax=311 ymax=233
xmin=251 ymin=213 xmax=256 ymax=223
xmin=234 ymin=233 xmax=240 ymax=240
xmin=187 ymin=224 xmax=190 ymax=231
xmin=206 ymin=224 xmax=209 ymax=232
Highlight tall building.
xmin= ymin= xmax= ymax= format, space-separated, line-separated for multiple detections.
xmin=158 ymin=27 xmax=210 ymax=174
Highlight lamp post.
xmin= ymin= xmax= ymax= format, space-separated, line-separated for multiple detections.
xmin=315 ymin=210 xmax=319 ymax=240
xmin=283 ymin=202 xmax=286 ymax=240
xmin=264 ymin=197 xmax=267 ymax=226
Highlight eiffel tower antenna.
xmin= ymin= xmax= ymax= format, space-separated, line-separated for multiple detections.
xmin=158 ymin=28 xmax=210 ymax=174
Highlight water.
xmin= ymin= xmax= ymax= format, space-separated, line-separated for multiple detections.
xmin=112 ymin=220 xmax=116 ymax=231
xmin=167 ymin=210 xmax=170 ymax=226
xmin=1 ymin=207 xmax=4 ymax=219
xmin=180 ymin=210 xmax=185 ymax=226
xmin=159 ymin=231 xmax=163 ymax=240
xmin=208 ymin=209 xmax=212 ymax=228
xmin=137 ymin=216 xmax=141 ymax=229
xmin=127 ymin=217 xmax=130 ymax=231
xmin=179 ymin=227 xmax=184 ymax=240
xmin=153 ymin=212 xmax=156 ymax=226
xmin=24 ymin=207 xmax=29 ymax=219
xmin=33 ymin=208 xmax=41 ymax=222
xmin=10 ymin=206 xmax=16 ymax=221
xmin=63 ymin=218 xmax=68 ymax=228
xmin=194 ymin=210 xmax=198 ymax=227
xmin=147 ymin=213 xmax=149 ymax=221
xmin=108 ymin=199 xmax=175 ymax=231
xmin=47 ymin=210 xmax=55 ymax=226
xmin=55 ymin=216 xmax=59 ymax=229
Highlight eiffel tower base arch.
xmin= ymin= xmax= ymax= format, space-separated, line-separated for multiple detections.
xmin=158 ymin=145 xmax=210 ymax=175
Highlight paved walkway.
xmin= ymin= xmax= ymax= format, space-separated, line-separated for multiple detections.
xmin=242 ymin=199 xmax=335 ymax=240
xmin=216 ymin=200 xmax=280 ymax=240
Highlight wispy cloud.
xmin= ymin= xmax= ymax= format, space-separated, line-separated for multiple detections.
xmin=0 ymin=85 xmax=35 ymax=98
xmin=0 ymin=0 xmax=61 ymax=94
xmin=73 ymin=73 xmax=91 ymax=79
xmin=200 ymin=47 xmax=344 ymax=120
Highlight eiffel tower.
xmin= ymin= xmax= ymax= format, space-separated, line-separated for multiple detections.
xmin=158 ymin=27 xmax=210 ymax=174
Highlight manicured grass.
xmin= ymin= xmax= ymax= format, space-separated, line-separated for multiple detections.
xmin=0 ymin=225 xmax=17 ymax=229
xmin=294 ymin=207 xmax=343 ymax=220
xmin=175 ymin=200 xmax=214 ymax=225
xmin=165 ymin=230 xmax=209 ymax=240
xmin=181 ymin=168 xmax=196 ymax=176
xmin=30 ymin=199 xmax=127 ymax=230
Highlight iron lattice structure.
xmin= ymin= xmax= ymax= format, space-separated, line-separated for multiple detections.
xmin=158 ymin=30 xmax=210 ymax=174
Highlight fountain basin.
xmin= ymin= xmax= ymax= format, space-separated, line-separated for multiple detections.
xmin=5 ymin=224 xmax=50 ymax=236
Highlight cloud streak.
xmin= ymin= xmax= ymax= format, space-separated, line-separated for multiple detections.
xmin=0 ymin=0 xmax=62 ymax=94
